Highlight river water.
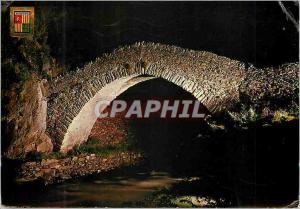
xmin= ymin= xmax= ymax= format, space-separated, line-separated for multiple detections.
xmin=2 ymin=156 xmax=297 ymax=207
xmin=2 ymin=120 xmax=298 ymax=207
xmin=3 ymin=163 xmax=235 ymax=207
xmin=35 ymin=170 xmax=181 ymax=207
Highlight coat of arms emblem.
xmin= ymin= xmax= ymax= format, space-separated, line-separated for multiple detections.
xmin=10 ymin=7 xmax=34 ymax=37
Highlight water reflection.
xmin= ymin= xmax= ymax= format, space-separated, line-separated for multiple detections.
xmin=4 ymin=167 xmax=183 ymax=207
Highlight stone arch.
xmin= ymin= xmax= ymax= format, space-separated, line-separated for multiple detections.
xmin=61 ymin=75 xmax=188 ymax=152
xmin=46 ymin=42 xmax=246 ymax=152
xmin=57 ymin=71 xmax=215 ymax=153
xmin=45 ymin=42 xmax=298 ymax=153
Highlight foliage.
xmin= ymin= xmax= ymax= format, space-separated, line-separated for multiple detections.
xmin=226 ymin=106 xmax=258 ymax=124
xmin=272 ymin=110 xmax=297 ymax=122
xmin=1 ymin=3 xmax=65 ymax=93
xmin=206 ymin=99 xmax=299 ymax=132
xmin=46 ymin=151 xmax=66 ymax=159
xmin=70 ymin=143 xmax=128 ymax=156
xmin=65 ymin=137 xmax=132 ymax=156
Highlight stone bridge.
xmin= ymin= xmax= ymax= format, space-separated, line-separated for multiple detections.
xmin=6 ymin=42 xmax=299 ymax=157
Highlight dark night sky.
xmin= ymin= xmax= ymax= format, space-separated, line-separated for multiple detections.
xmin=8 ymin=1 xmax=300 ymax=69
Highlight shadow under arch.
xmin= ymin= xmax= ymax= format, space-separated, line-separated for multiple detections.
xmin=60 ymin=74 xmax=208 ymax=153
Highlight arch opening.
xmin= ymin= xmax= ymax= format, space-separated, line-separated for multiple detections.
xmin=60 ymin=75 xmax=208 ymax=153
xmin=87 ymin=78 xmax=209 ymax=173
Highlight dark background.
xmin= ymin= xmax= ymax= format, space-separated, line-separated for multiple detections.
xmin=5 ymin=1 xmax=299 ymax=69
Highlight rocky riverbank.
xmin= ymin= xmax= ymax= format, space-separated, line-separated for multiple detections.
xmin=17 ymin=151 xmax=143 ymax=185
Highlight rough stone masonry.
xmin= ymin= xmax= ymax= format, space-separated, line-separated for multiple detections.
xmin=6 ymin=42 xmax=298 ymax=158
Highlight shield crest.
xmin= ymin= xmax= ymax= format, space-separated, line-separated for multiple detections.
xmin=10 ymin=7 xmax=34 ymax=37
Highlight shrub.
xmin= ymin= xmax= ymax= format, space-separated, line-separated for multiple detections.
xmin=25 ymin=151 xmax=44 ymax=162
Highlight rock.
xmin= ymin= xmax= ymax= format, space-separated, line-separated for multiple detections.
xmin=171 ymin=196 xmax=218 ymax=207
xmin=34 ymin=171 xmax=43 ymax=178
xmin=48 ymin=159 xmax=59 ymax=164
xmin=6 ymin=81 xmax=53 ymax=158
xmin=26 ymin=162 xmax=37 ymax=166
xmin=171 ymin=196 xmax=193 ymax=207
xmin=60 ymin=174 xmax=71 ymax=180
xmin=36 ymin=134 xmax=53 ymax=153
xmin=187 ymin=177 xmax=201 ymax=182
xmin=43 ymin=168 xmax=56 ymax=178
xmin=41 ymin=159 xmax=47 ymax=166
xmin=17 ymin=151 xmax=143 ymax=185
xmin=41 ymin=158 xmax=58 ymax=166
